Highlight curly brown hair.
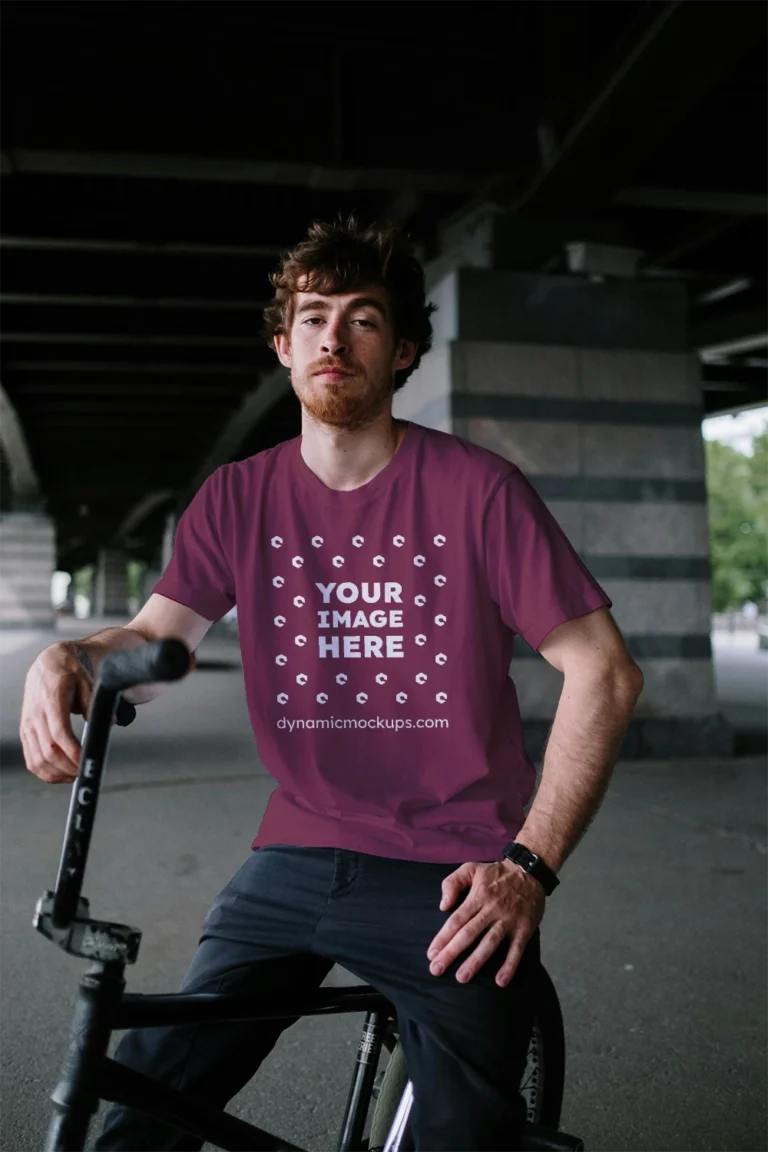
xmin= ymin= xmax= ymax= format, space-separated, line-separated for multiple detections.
xmin=262 ymin=214 xmax=437 ymax=393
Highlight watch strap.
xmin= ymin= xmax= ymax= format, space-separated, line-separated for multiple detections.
xmin=502 ymin=842 xmax=560 ymax=896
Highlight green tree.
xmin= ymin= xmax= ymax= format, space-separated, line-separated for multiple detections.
xmin=746 ymin=430 xmax=768 ymax=520
xmin=127 ymin=559 xmax=147 ymax=603
xmin=72 ymin=565 xmax=93 ymax=600
xmin=705 ymin=430 xmax=768 ymax=612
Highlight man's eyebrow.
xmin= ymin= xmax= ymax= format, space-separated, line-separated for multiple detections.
xmin=347 ymin=296 xmax=388 ymax=317
xmin=295 ymin=296 xmax=388 ymax=318
xmin=295 ymin=297 xmax=330 ymax=316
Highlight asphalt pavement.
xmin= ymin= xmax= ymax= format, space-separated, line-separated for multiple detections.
xmin=1 ymin=620 xmax=765 ymax=1152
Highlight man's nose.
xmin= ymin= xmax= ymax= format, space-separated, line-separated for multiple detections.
xmin=321 ymin=323 xmax=347 ymax=356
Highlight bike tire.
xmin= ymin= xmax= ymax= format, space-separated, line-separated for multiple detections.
xmin=368 ymin=965 xmax=566 ymax=1151
xmin=368 ymin=1040 xmax=413 ymax=1152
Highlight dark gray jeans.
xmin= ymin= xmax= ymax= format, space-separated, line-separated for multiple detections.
xmin=96 ymin=845 xmax=540 ymax=1151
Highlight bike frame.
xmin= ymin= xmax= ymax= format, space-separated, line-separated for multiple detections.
xmin=34 ymin=642 xmax=584 ymax=1152
xmin=35 ymin=643 xmax=408 ymax=1152
xmin=45 ymin=958 xmax=401 ymax=1151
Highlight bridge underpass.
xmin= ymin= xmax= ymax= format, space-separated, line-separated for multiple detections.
xmin=1 ymin=0 xmax=766 ymax=766
xmin=1 ymin=7 xmax=767 ymax=1151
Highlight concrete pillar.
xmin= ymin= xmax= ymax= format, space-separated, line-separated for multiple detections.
xmin=142 ymin=567 xmax=162 ymax=606
xmin=63 ymin=573 xmax=76 ymax=614
xmin=395 ymin=266 xmax=731 ymax=759
xmin=93 ymin=548 xmax=129 ymax=617
xmin=137 ymin=510 xmax=177 ymax=608
xmin=0 ymin=512 xmax=56 ymax=629
xmin=161 ymin=512 xmax=177 ymax=571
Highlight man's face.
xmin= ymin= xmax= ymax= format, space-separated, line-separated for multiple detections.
xmin=274 ymin=286 xmax=416 ymax=430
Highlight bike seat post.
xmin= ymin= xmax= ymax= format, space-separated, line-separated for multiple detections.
xmin=337 ymin=1009 xmax=391 ymax=1152
xmin=45 ymin=960 xmax=126 ymax=1152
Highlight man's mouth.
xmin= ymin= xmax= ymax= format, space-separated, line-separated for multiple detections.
xmin=313 ymin=369 xmax=355 ymax=380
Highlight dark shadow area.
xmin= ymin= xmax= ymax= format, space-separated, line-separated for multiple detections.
xmin=0 ymin=740 xmax=24 ymax=770
xmin=733 ymin=727 xmax=768 ymax=757
xmin=193 ymin=660 xmax=241 ymax=672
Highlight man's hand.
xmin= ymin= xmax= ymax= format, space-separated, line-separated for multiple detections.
xmin=20 ymin=643 xmax=93 ymax=784
xmin=426 ymin=860 xmax=545 ymax=988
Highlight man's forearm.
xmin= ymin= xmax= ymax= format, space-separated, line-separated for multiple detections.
xmin=60 ymin=625 xmax=160 ymax=704
xmin=514 ymin=665 xmax=643 ymax=874
xmin=64 ymin=627 xmax=146 ymax=672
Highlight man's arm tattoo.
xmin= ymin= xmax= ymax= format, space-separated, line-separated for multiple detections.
xmin=71 ymin=644 xmax=94 ymax=679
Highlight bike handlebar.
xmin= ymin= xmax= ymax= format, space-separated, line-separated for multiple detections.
xmin=51 ymin=639 xmax=192 ymax=931
xmin=100 ymin=639 xmax=191 ymax=692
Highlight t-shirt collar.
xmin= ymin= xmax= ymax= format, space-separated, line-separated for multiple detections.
xmin=292 ymin=420 xmax=418 ymax=506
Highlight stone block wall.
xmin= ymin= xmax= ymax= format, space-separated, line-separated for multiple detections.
xmin=394 ymin=270 xmax=729 ymax=758
xmin=0 ymin=512 xmax=55 ymax=629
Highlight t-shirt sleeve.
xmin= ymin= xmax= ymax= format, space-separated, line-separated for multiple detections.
xmin=484 ymin=469 xmax=612 ymax=651
xmin=152 ymin=470 xmax=236 ymax=622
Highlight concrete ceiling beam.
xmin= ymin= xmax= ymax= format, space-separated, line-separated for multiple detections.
xmin=184 ymin=366 xmax=291 ymax=503
xmin=0 ymin=149 xmax=484 ymax=195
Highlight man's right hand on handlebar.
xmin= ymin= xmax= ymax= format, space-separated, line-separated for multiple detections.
xmin=20 ymin=643 xmax=96 ymax=784
xmin=19 ymin=593 xmax=214 ymax=786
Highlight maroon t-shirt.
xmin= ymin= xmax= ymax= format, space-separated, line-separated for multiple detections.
xmin=154 ymin=421 xmax=611 ymax=862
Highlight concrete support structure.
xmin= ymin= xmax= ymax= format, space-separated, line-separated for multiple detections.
xmin=0 ymin=382 xmax=57 ymax=630
xmin=394 ymin=267 xmax=730 ymax=759
xmin=142 ymin=567 xmax=162 ymax=607
xmin=185 ymin=367 xmax=290 ymax=503
xmin=161 ymin=512 xmax=177 ymax=571
xmin=0 ymin=383 xmax=42 ymax=511
xmin=0 ymin=512 xmax=56 ymax=629
xmin=93 ymin=548 xmax=129 ymax=617
xmin=63 ymin=575 xmax=76 ymax=614
xmin=137 ymin=513 xmax=177 ymax=609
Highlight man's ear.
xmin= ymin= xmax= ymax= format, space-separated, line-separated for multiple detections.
xmin=395 ymin=339 xmax=417 ymax=374
xmin=274 ymin=332 xmax=292 ymax=369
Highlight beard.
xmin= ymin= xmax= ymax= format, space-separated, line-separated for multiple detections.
xmin=292 ymin=362 xmax=393 ymax=431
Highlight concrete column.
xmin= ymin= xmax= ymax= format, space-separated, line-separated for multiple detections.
xmin=142 ymin=567 xmax=162 ymax=606
xmin=394 ymin=267 xmax=730 ymax=758
xmin=137 ymin=510 xmax=177 ymax=608
xmin=0 ymin=512 xmax=56 ymax=629
xmin=161 ymin=512 xmax=177 ymax=571
xmin=93 ymin=548 xmax=129 ymax=617
xmin=63 ymin=573 xmax=76 ymax=614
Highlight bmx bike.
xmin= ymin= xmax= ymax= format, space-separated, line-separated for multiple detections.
xmin=34 ymin=639 xmax=585 ymax=1151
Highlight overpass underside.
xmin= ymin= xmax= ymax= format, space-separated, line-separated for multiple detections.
xmin=1 ymin=0 xmax=766 ymax=759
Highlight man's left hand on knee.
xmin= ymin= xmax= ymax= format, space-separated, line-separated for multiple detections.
xmin=425 ymin=860 xmax=544 ymax=988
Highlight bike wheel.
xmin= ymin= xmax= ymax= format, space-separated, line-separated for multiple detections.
xmin=521 ymin=965 xmax=565 ymax=1129
xmin=368 ymin=1041 xmax=413 ymax=1152
xmin=368 ymin=964 xmax=566 ymax=1150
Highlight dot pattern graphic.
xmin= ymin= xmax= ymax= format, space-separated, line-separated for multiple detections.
xmin=271 ymin=532 xmax=449 ymax=708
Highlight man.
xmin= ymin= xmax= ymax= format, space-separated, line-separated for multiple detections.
xmin=21 ymin=215 xmax=644 ymax=1150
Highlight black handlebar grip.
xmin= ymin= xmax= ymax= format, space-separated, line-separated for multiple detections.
xmin=100 ymin=639 xmax=191 ymax=692
xmin=115 ymin=697 xmax=137 ymax=726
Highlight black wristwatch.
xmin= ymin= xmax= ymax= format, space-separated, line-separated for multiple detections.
xmin=502 ymin=842 xmax=560 ymax=896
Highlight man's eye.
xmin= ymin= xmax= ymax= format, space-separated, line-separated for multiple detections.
xmin=354 ymin=319 xmax=375 ymax=327
xmin=303 ymin=317 xmax=323 ymax=325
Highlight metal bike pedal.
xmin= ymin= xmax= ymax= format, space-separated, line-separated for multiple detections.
xmin=33 ymin=891 xmax=142 ymax=964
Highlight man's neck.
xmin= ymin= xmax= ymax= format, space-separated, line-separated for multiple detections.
xmin=300 ymin=411 xmax=407 ymax=492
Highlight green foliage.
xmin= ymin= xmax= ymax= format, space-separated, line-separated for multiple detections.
xmin=127 ymin=559 xmax=146 ymax=602
xmin=705 ymin=430 xmax=768 ymax=611
xmin=72 ymin=566 xmax=93 ymax=599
